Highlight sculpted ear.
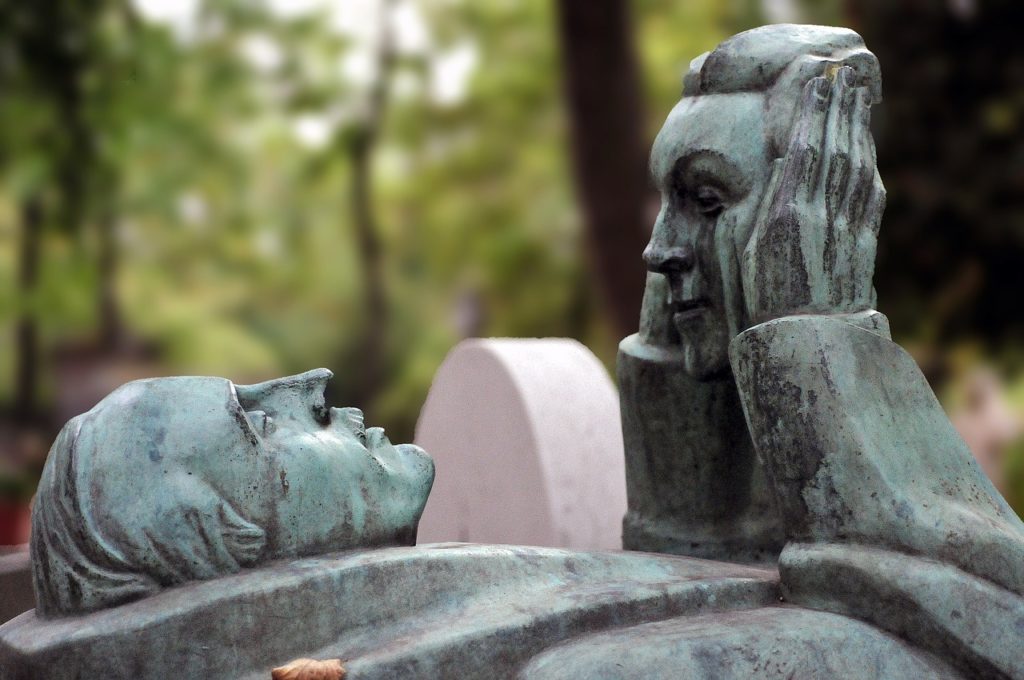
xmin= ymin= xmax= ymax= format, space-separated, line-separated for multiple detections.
xmin=173 ymin=488 xmax=267 ymax=576
xmin=215 ymin=500 xmax=267 ymax=566
xmin=131 ymin=478 xmax=267 ymax=582
xmin=31 ymin=416 xmax=161 ymax=616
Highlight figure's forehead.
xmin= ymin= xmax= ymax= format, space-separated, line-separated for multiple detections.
xmin=651 ymin=92 xmax=770 ymax=182
xmin=88 ymin=375 xmax=260 ymax=466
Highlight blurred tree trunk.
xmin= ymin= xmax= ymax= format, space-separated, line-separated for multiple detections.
xmin=97 ymin=203 xmax=122 ymax=349
xmin=14 ymin=197 xmax=43 ymax=423
xmin=347 ymin=0 xmax=396 ymax=408
xmin=556 ymin=0 xmax=652 ymax=340
xmin=350 ymin=134 xmax=387 ymax=406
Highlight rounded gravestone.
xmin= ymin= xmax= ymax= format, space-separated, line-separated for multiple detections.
xmin=414 ymin=338 xmax=626 ymax=550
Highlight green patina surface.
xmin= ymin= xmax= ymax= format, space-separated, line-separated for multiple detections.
xmin=29 ymin=368 xmax=434 ymax=617
xmin=3 ymin=23 xmax=1023 ymax=680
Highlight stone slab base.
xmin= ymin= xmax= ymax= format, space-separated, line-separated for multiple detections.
xmin=0 ymin=544 xmax=966 ymax=679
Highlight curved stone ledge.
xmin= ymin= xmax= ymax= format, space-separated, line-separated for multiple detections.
xmin=521 ymin=606 xmax=959 ymax=679
xmin=0 ymin=544 xmax=777 ymax=680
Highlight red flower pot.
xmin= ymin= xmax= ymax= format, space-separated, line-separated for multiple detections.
xmin=0 ymin=502 xmax=31 ymax=546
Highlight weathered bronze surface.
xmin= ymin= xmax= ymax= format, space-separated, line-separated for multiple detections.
xmin=621 ymin=22 xmax=1024 ymax=678
xmin=28 ymin=368 xmax=434 ymax=617
xmin=2 ymin=23 xmax=1022 ymax=680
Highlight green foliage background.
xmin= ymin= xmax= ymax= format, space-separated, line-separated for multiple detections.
xmin=1 ymin=0 xmax=1022 ymax=511
xmin=0 ymin=0 xmax=752 ymax=434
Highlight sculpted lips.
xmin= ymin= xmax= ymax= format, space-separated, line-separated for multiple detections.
xmin=664 ymin=273 xmax=708 ymax=320
xmin=671 ymin=297 xmax=709 ymax=323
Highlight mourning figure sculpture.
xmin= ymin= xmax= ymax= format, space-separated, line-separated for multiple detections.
xmin=2 ymin=23 xmax=1023 ymax=680
xmin=621 ymin=22 xmax=1024 ymax=676
xmin=619 ymin=23 xmax=886 ymax=562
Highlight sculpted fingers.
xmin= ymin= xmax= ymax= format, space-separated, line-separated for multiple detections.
xmin=800 ymin=77 xmax=831 ymax=202
xmin=750 ymin=158 xmax=786 ymax=249
xmin=864 ymin=168 xmax=885 ymax=238
xmin=745 ymin=68 xmax=883 ymax=321
xmin=821 ymin=67 xmax=857 ymax=301
xmin=746 ymin=158 xmax=786 ymax=276
xmin=821 ymin=66 xmax=856 ymax=222
xmin=852 ymin=171 xmax=885 ymax=305
xmin=744 ymin=158 xmax=787 ymax=320
xmin=778 ymin=77 xmax=830 ymax=208
xmin=842 ymin=87 xmax=876 ymax=226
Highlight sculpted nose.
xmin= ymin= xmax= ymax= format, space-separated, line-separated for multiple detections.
xmin=643 ymin=244 xmax=695 ymax=275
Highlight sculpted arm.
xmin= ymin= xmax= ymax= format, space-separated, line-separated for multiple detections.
xmin=729 ymin=62 xmax=1024 ymax=679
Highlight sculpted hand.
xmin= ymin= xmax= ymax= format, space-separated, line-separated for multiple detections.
xmin=742 ymin=66 xmax=885 ymax=325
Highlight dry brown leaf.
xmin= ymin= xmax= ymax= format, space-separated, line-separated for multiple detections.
xmin=270 ymin=657 xmax=346 ymax=680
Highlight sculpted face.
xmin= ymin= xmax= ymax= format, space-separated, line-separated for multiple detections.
xmin=645 ymin=92 xmax=773 ymax=379
xmin=31 ymin=368 xmax=434 ymax=616
xmin=233 ymin=370 xmax=435 ymax=555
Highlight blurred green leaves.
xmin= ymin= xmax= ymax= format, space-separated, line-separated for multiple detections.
xmin=0 ymin=0 xmax=771 ymax=440
xmin=0 ymin=0 xmax=1021 ymax=515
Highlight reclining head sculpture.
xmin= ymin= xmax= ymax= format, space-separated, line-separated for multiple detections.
xmin=31 ymin=368 xmax=435 ymax=616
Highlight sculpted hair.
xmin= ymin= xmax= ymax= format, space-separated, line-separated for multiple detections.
xmin=683 ymin=24 xmax=882 ymax=157
xmin=31 ymin=416 xmax=158 ymax=616
xmin=31 ymin=378 xmax=267 ymax=617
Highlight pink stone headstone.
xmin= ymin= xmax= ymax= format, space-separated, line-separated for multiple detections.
xmin=415 ymin=338 xmax=626 ymax=549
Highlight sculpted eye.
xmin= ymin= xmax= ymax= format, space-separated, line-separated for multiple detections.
xmin=245 ymin=410 xmax=275 ymax=436
xmin=693 ymin=185 xmax=724 ymax=216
